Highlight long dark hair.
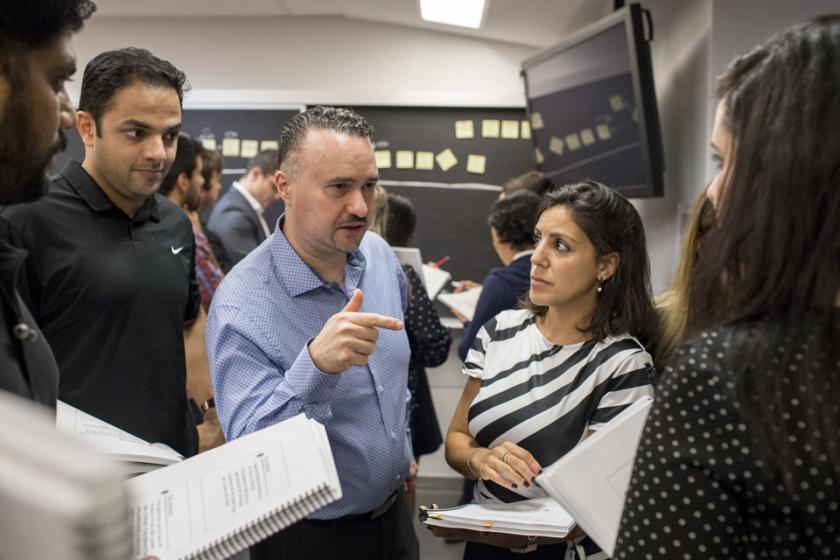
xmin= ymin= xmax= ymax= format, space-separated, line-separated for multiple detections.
xmin=526 ymin=181 xmax=657 ymax=345
xmin=690 ymin=16 xmax=840 ymax=475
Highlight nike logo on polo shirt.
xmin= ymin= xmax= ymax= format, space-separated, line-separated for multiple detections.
xmin=171 ymin=246 xmax=184 ymax=255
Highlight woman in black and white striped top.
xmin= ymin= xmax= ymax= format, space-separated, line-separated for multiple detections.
xmin=444 ymin=182 xmax=657 ymax=560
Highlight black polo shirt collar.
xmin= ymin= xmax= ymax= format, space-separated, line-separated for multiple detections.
xmin=61 ymin=160 xmax=161 ymax=223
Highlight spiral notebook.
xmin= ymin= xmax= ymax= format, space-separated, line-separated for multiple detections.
xmin=126 ymin=414 xmax=341 ymax=560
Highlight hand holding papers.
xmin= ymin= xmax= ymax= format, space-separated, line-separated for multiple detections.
xmin=128 ymin=414 xmax=341 ymax=560
xmin=437 ymin=286 xmax=482 ymax=322
xmin=421 ymin=497 xmax=576 ymax=544
xmin=536 ymin=397 xmax=653 ymax=556
xmin=391 ymin=246 xmax=451 ymax=301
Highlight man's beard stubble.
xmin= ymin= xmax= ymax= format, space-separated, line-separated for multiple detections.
xmin=0 ymin=96 xmax=58 ymax=205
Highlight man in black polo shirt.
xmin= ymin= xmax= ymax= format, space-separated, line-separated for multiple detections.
xmin=0 ymin=0 xmax=95 ymax=406
xmin=0 ymin=48 xmax=205 ymax=457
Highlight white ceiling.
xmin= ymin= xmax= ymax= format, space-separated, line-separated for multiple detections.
xmin=90 ymin=0 xmax=615 ymax=48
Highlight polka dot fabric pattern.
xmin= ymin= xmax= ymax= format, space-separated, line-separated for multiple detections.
xmin=615 ymin=321 xmax=840 ymax=559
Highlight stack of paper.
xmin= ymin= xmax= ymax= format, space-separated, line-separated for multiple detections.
xmin=127 ymin=414 xmax=341 ymax=560
xmin=0 ymin=391 xmax=132 ymax=560
xmin=421 ymin=497 xmax=574 ymax=538
xmin=391 ymin=246 xmax=452 ymax=300
xmin=437 ymin=287 xmax=482 ymax=321
xmin=536 ymin=396 xmax=653 ymax=556
xmin=57 ymin=400 xmax=183 ymax=476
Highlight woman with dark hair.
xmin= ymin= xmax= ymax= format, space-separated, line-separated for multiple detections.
xmin=442 ymin=181 xmax=657 ymax=559
xmin=378 ymin=193 xmax=452 ymax=461
xmin=615 ymin=15 xmax=840 ymax=559
xmin=456 ymin=190 xmax=542 ymax=361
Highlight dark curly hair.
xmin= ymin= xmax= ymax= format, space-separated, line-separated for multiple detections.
xmin=487 ymin=190 xmax=540 ymax=250
xmin=525 ymin=181 xmax=656 ymax=344
xmin=0 ymin=0 xmax=95 ymax=86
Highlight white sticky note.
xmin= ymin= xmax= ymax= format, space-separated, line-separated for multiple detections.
xmin=609 ymin=95 xmax=624 ymax=112
xmin=565 ymin=133 xmax=582 ymax=151
xmin=580 ymin=128 xmax=596 ymax=146
xmin=375 ymin=150 xmax=392 ymax=169
xmin=415 ymin=151 xmax=434 ymax=170
xmin=260 ymin=140 xmax=279 ymax=151
xmin=466 ymin=154 xmax=486 ymax=174
xmin=530 ymin=112 xmax=544 ymax=130
xmin=435 ymin=148 xmax=458 ymax=172
xmin=221 ymin=138 xmax=240 ymax=157
xmin=240 ymin=140 xmax=259 ymax=159
xmin=549 ymin=136 xmax=565 ymax=156
xmin=501 ymin=120 xmax=520 ymax=139
xmin=482 ymin=119 xmax=500 ymax=138
xmin=596 ymin=123 xmax=612 ymax=140
xmin=535 ymin=147 xmax=544 ymax=164
xmin=200 ymin=138 xmax=216 ymax=151
xmin=521 ymin=121 xmax=532 ymax=139
xmin=455 ymin=120 xmax=474 ymax=139
xmin=396 ymin=150 xmax=415 ymax=169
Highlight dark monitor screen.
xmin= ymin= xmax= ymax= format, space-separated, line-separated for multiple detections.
xmin=521 ymin=3 xmax=664 ymax=198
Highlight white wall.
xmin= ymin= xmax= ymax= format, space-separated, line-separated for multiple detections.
xmin=69 ymin=16 xmax=536 ymax=108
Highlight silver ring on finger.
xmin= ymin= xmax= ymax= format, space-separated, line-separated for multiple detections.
xmin=501 ymin=451 xmax=512 ymax=464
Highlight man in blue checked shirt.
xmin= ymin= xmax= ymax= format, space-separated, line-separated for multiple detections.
xmin=206 ymin=106 xmax=419 ymax=559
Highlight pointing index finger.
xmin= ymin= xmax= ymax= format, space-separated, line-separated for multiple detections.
xmin=350 ymin=312 xmax=404 ymax=330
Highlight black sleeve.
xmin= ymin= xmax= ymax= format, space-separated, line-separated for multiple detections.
xmin=403 ymin=266 xmax=452 ymax=368
xmin=184 ymin=229 xmax=201 ymax=323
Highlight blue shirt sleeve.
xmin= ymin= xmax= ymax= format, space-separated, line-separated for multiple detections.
xmin=206 ymin=303 xmax=340 ymax=440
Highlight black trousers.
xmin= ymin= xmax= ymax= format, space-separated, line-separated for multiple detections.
xmin=251 ymin=489 xmax=419 ymax=560
xmin=464 ymin=541 xmax=569 ymax=559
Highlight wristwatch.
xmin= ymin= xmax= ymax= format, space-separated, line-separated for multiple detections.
xmin=200 ymin=397 xmax=216 ymax=415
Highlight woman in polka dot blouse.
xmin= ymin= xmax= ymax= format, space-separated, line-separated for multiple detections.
xmin=614 ymin=15 xmax=840 ymax=560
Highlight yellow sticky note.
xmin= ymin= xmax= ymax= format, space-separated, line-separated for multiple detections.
xmin=221 ymin=138 xmax=240 ymax=157
xmin=455 ymin=120 xmax=474 ymax=139
xmin=580 ymin=128 xmax=596 ymax=146
xmin=632 ymin=108 xmax=639 ymax=122
xmin=501 ymin=120 xmax=519 ymax=139
xmin=415 ymin=151 xmax=434 ymax=170
xmin=435 ymin=148 xmax=458 ymax=172
xmin=201 ymin=138 xmax=216 ymax=151
xmin=396 ymin=150 xmax=414 ymax=169
xmin=530 ymin=112 xmax=544 ymax=130
xmin=260 ymin=140 xmax=279 ymax=151
xmin=565 ymin=133 xmax=582 ymax=151
xmin=609 ymin=94 xmax=624 ymax=112
xmin=535 ymin=147 xmax=544 ymax=164
xmin=240 ymin=140 xmax=259 ymax=159
xmin=596 ymin=123 xmax=612 ymax=140
xmin=521 ymin=121 xmax=531 ymax=139
xmin=466 ymin=154 xmax=486 ymax=174
xmin=482 ymin=119 xmax=500 ymax=138
xmin=549 ymin=136 xmax=564 ymax=156
xmin=374 ymin=150 xmax=392 ymax=169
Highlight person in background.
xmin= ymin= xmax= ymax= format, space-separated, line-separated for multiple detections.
xmin=0 ymin=0 xmax=94 ymax=405
xmin=440 ymin=182 xmax=656 ymax=559
xmin=649 ymin=190 xmax=714 ymax=367
xmin=615 ymin=15 xmax=840 ymax=559
xmin=206 ymin=106 xmax=419 ymax=559
xmin=206 ymin=148 xmax=280 ymax=269
xmin=198 ymin=147 xmax=232 ymax=272
xmin=498 ymin=170 xmax=552 ymax=200
xmin=456 ymin=190 xmax=541 ymax=361
xmin=371 ymin=190 xmax=452 ymax=506
xmin=0 ymin=47 xmax=206 ymax=457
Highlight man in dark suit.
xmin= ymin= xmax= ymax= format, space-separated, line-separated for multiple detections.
xmin=206 ymin=149 xmax=279 ymax=269
xmin=0 ymin=0 xmax=94 ymax=405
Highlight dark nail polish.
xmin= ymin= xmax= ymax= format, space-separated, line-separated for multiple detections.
xmin=524 ymin=481 xmax=531 ymax=488
xmin=512 ymin=484 xmax=518 ymax=489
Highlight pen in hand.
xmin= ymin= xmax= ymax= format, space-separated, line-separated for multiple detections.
xmin=435 ymin=255 xmax=450 ymax=267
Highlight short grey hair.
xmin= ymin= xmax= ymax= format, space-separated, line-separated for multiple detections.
xmin=276 ymin=106 xmax=374 ymax=175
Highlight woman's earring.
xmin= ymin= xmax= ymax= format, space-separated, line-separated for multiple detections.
xmin=596 ymin=278 xmax=604 ymax=293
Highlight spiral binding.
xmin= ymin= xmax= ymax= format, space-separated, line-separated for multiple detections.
xmin=185 ymin=483 xmax=338 ymax=560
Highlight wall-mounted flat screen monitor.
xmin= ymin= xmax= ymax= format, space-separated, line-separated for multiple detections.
xmin=521 ymin=3 xmax=664 ymax=198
